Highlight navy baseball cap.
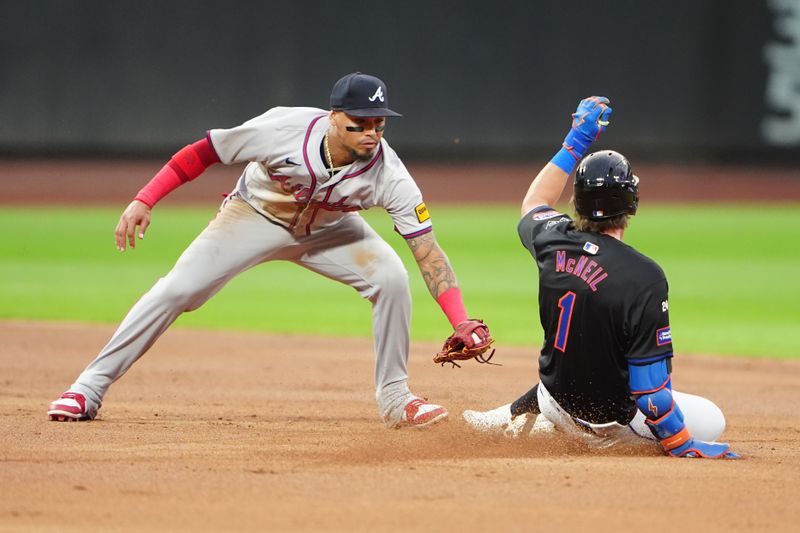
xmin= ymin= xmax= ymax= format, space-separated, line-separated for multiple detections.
xmin=330 ymin=72 xmax=402 ymax=117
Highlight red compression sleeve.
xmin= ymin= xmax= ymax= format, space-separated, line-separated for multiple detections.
xmin=134 ymin=137 xmax=220 ymax=207
xmin=436 ymin=287 xmax=469 ymax=328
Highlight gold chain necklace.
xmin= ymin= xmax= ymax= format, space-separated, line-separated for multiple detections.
xmin=323 ymin=133 xmax=346 ymax=177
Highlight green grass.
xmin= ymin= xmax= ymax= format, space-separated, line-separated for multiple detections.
xmin=1 ymin=204 xmax=798 ymax=358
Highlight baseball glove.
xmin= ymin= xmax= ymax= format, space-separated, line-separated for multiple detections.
xmin=434 ymin=319 xmax=497 ymax=368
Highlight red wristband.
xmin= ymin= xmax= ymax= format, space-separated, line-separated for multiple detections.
xmin=134 ymin=164 xmax=183 ymax=208
xmin=134 ymin=137 xmax=220 ymax=207
xmin=436 ymin=287 xmax=469 ymax=328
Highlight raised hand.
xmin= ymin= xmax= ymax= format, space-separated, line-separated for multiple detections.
xmin=563 ymin=96 xmax=613 ymax=159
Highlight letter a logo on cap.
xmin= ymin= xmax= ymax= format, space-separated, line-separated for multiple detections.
xmin=368 ymin=86 xmax=385 ymax=102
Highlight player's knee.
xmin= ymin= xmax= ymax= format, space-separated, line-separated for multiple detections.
xmin=371 ymin=275 xmax=409 ymax=302
xmin=152 ymin=276 xmax=206 ymax=311
xmin=695 ymin=400 xmax=726 ymax=441
xmin=707 ymin=408 xmax=726 ymax=441
xmin=675 ymin=391 xmax=727 ymax=441
xmin=363 ymin=261 xmax=409 ymax=302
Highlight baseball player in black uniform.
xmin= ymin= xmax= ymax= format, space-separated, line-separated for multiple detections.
xmin=463 ymin=97 xmax=738 ymax=458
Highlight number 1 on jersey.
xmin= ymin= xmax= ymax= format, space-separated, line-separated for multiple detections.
xmin=555 ymin=291 xmax=576 ymax=352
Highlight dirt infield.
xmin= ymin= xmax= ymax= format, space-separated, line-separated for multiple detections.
xmin=2 ymin=160 xmax=799 ymax=532
xmin=1 ymin=321 xmax=799 ymax=532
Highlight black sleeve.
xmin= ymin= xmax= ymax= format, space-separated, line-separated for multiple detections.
xmin=517 ymin=205 xmax=572 ymax=253
xmin=624 ymin=278 xmax=673 ymax=363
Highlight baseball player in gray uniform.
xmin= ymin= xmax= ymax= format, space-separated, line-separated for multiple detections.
xmin=48 ymin=72 xmax=492 ymax=429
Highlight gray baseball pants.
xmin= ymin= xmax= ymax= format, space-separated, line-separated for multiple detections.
xmin=69 ymin=196 xmax=414 ymax=421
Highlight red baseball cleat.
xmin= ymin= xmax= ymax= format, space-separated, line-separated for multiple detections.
xmin=48 ymin=391 xmax=92 ymax=422
xmin=401 ymin=398 xmax=448 ymax=428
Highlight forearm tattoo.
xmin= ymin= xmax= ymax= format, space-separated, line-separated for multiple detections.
xmin=407 ymin=232 xmax=458 ymax=298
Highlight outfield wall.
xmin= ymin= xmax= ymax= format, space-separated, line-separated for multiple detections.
xmin=2 ymin=1 xmax=800 ymax=164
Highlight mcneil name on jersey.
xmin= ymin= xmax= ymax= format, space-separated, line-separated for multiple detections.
xmin=554 ymin=250 xmax=608 ymax=291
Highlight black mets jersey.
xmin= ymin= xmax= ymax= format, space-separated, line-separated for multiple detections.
xmin=518 ymin=206 xmax=673 ymax=424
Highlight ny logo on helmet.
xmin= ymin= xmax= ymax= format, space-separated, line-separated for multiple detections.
xmin=368 ymin=86 xmax=385 ymax=102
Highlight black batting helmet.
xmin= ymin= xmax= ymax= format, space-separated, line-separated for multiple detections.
xmin=573 ymin=150 xmax=639 ymax=220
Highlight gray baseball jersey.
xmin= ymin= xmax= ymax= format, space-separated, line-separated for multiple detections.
xmin=66 ymin=105 xmax=434 ymax=426
xmin=209 ymin=107 xmax=432 ymax=237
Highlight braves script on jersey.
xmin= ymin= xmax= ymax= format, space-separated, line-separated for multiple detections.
xmin=209 ymin=107 xmax=431 ymax=237
xmin=517 ymin=206 xmax=673 ymax=424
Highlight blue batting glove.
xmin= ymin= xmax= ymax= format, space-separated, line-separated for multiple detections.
xmin=551 ymin=96 xmax=612 ymax=174
xmin=563 ymin=96 xmax=612 ymax=158
xmin=668 ymin=439 xmax=740 ymax=459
